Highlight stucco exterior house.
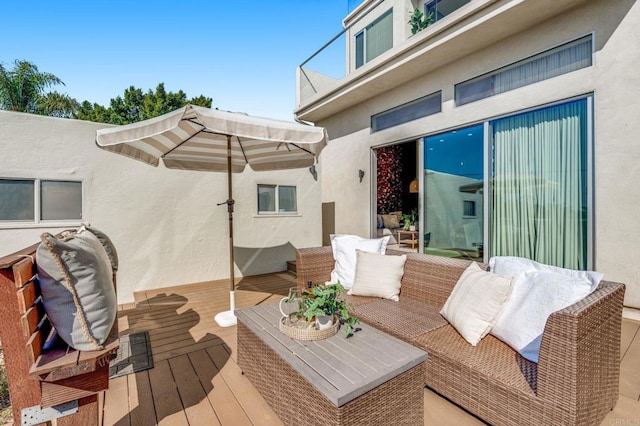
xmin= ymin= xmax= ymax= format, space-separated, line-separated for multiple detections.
xmin=0 ymin=111 xmax=323 ymax=303
xmin=295 ymin=0 xmax=640 ymax=311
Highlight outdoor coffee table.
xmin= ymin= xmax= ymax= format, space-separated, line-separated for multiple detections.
xmin=236 ymin=303 xmax=427 ymax=426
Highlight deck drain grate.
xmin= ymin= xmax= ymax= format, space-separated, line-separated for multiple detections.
xmin=109 ymin=331 xmax=153 ymax=378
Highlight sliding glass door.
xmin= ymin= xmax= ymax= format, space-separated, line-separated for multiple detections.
xmin=423 ymin=124 xmax=484 ymax=260
xmin=490 ymin=98 xmax=590 ymax=269
xmin=418 ymin=97 xmax=591 ymax=268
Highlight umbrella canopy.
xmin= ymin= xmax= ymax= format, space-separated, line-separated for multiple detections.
xmin=96 ymin=104 xmax=328 ymax=326
xmin=96 ymin=104 xmax=327 ymax=172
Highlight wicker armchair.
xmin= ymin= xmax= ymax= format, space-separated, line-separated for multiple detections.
xmin=296 ymin=246 xmax=625 ymax=426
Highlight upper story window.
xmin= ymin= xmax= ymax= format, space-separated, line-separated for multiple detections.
xmin=257 ymin=184 xmax=297 ymax=215
xmin=0 ymin=178 xmax=83 ymax=223
xmin=355 ymin=9 xmax=393 ymax=69
xmin=425 ymin=0 xmax=471 ymax=23
xmin=455 ymin=35 xmax=593 ymax=106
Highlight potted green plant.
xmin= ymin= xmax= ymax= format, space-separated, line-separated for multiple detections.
xmin=301 ymin=282 xmax=360 ymax=337
xmin=402 ymin=209 xmax=418 ymax=231
xmin=408 ymin=8 xmax=435 ymax=35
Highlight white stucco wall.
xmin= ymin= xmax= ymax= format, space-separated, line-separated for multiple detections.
xmin=315 ymin=0 xmax=640 ymax=307
xmin=0 ymin=112 xmax=322 ymax=303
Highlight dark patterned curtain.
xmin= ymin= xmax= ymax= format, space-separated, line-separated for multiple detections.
xmin=376 ymin=145 xmax=403 ymax=213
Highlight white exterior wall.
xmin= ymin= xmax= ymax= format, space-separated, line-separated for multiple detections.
xmin=316 ymin=0 xmax=640 ymax=307
xmin=0 ymin=112 xmax=322 ymax=303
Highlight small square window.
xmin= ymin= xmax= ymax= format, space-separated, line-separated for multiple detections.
xmin=0 ymin=179 xmax=35 ymax=221
xmin=258 ymin=184 xmax=297 ymax=214
xmin=41 ymin=180 xmax=83 ymax=220
xmin=463 ymin=200 xmax=476 ymax=217
xmin=278 ymin=186 xmax=297 ymax=213
xmin=258 ymin=185 xmax=276 ymax=213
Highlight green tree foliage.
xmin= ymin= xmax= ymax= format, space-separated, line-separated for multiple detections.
xmin=0 ymin=59 xmax=78 ymax=117
xmin=75 ymin=83 xmax=212 ymax=124
xmin=37 ymin=91 xmax=80 ymax=118
xmin=1 ymin=60 xmax=213 ymax=123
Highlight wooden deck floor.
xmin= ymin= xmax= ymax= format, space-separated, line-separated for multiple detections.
xmin=103 ymin=272 xmax=640 ymax=426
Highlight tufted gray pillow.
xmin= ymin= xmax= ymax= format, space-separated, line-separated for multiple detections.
xmin=36 ymin=229 xmax=117 ymax=351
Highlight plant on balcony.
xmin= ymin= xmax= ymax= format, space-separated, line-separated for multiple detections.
xmin=409 ymin=8 xmax=435 ymax=35
xmin=301 ymin=283 xmax=360 ymax=337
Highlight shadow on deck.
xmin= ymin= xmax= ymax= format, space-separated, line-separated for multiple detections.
xmin=102 ymin=272 xmax=640 ymax=426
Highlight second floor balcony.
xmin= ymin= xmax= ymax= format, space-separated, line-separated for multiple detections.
xmin=295 ymin=0 xmax=593 ymax=123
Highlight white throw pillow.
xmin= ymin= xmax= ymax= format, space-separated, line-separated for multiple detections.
xmin=328 ymin=234 xmax=390 ymax=289
xmin=440 ymin=262 xmax=514 ymax=346
xmin=348 ymin=250 xmax=407 ymax=301
xmin=489 ymin=256 xmax=603 ymax=291
xmin=491 ymin=270 xmax=594 ymax=363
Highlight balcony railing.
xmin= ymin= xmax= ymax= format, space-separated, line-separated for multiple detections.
xmin=297 ymin=0 xmax=474 ymax=107
xmin=297 ymin=30 xmax=347 ymax=106
xmin=297 ymin=0 xmax=393 ymax=106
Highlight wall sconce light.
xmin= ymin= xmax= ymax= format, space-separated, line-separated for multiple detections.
xmin=309 ymin=164 xmax=317 ymax=181
xmin=409 ymin=178 xmax=419 ymax=193
xmin=358 ymin=169 xmax=365 ymax=183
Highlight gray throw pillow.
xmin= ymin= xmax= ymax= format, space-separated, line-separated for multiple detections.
xmin=82 ymin=224 xmax=119 ymax=272
xmin=37 ymin=229 xmax=117 ymax=351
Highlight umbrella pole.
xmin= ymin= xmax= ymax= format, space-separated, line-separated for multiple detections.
xmin=215 ymin=135 xmax=237 ymax=327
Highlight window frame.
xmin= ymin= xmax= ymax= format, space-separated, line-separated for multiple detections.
xmin=406 ymin=94 xmax=593 ymax=267
xmin=425 ymin=0 xmax=471 ymax=24
xmin=0 ymin=177 xmax=84 ymax=228
xmin=371 ymin=91 xmax=442 ymax=132
xmin=354 ymin=8 xmax=393 ymax=70
xmin=487 ymin=97 xmax=593 ymax=269
xmin=455 ymin=34 xmax=593 ymax=106
xmin=257 ymin=184 xmax=298 ymax=216
xmin=463 ymin=200 xmax=477 ymax=218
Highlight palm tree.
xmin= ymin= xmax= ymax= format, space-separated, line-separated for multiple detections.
xmin=0 ymin=60 xmax=78 ymax=117
xmin=37 ymin=91 xmax=79 ymax=118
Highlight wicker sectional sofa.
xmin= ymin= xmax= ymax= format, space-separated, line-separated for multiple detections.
xmin=295 ymin=247 xmax=626 ymax=426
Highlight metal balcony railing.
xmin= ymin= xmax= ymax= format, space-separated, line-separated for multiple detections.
xmin=297 ymin=0 xmax=388 ymax=106
xmin=297 ymin=30 xmax=347 ymax=106
xmin=297 ymin=0 xmax=475 ymax=107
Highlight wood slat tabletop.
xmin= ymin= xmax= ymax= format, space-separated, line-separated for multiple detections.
xmin=236 ymin=303 xmax=427 ymax=407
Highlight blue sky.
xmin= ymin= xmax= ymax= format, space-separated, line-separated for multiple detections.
xmin=2 ymin=1 xmax=351 ymax=121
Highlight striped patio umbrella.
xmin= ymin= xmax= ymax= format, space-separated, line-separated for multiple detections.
xmin=96 ymin=104 xmax=328 ymax=327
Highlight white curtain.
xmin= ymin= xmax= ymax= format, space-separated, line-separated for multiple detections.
xmin=491 ymin=99 xmax=588 ymax=269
